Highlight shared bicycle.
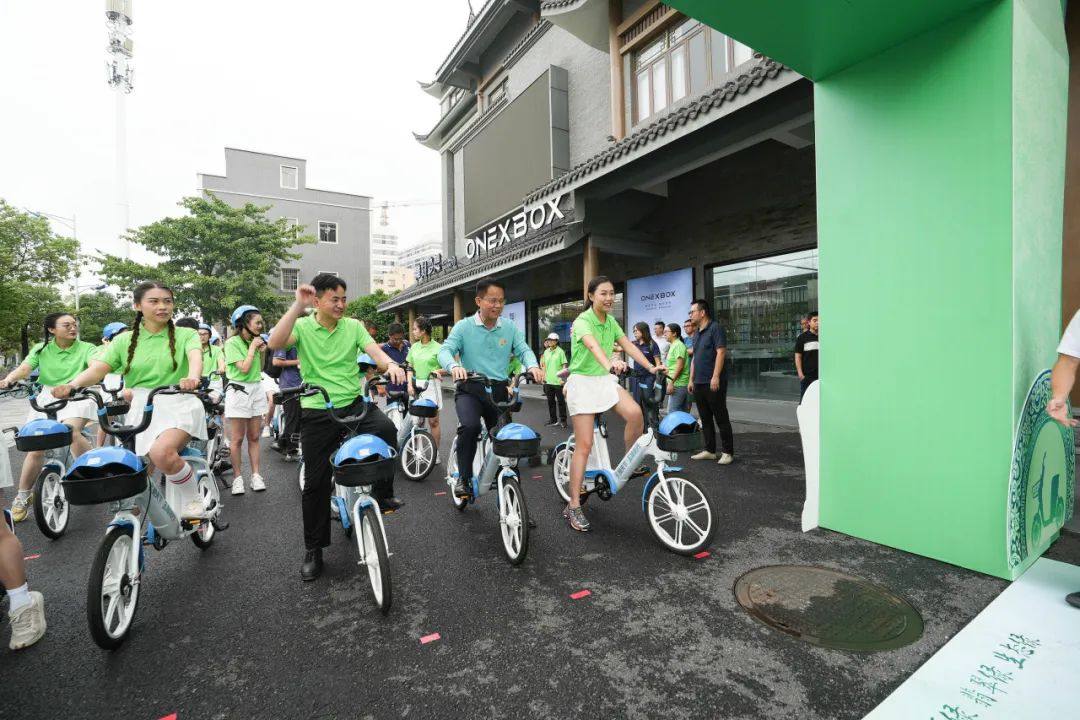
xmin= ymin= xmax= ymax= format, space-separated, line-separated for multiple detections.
xmin=384 ymin=368 xmax=439 ymax=482
xmin=551 ymin=372 xmax=716 ymax=555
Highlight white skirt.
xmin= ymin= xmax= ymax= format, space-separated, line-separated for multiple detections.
xmin=125 ymin=387 xmax=207 ymax=456
xmin=224 ymin=380 xmax=269 ymax=419
xmin=417 ymin=377 xmax=443 ymax=409
xmin=25 ymin=386 xmax=98 ymax=424
xmin=565 ymin=373 xmax=620 ymax=417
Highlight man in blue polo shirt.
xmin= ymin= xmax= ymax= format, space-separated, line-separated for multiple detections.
xmin=688 ymin=298 xmax=734 ymax=465
xmin=439 ymin=277 xmax=543 ymax=497
xmin=381 ymin=322 xmax=410 ymax=397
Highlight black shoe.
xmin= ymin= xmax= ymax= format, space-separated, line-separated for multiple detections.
xmin=1067 ymin=591 xmax=1080 ymax=609
xmin=545 ymin=420 xmax=560 ymax=427
xmin=631 ymin=464 xmax=651 ymax=479
xmin=300 ymin=548 xmax=323 ymax=582
xmin=452 ymin=476 xmax=470 ymax=498
xmin=380 ymin=496 xmax=405 ymax=513
xmin=559 ymin=421 xmax=567 ymax=429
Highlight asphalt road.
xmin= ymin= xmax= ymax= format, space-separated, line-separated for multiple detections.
xmin=2 ymin=395 xmax=1077 ymax=720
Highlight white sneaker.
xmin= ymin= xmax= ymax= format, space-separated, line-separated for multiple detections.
xmin=718 ymin=453 xmax=734 ymax=465
xmin=261 ymin=426 xmax=270 ymax=438
xmin=691 ymin=451 xmax=717 ymax=461
xmin=250 ymin=474 xmax=266 ymax=492
xmin=8 ymin=591 xmax=46 ymax=650
xmin=231 ymin=476 xmax=245 ymax=495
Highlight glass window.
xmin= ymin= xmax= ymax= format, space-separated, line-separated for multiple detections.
xmin=688 ymin=31 xmax=707 ymax=95
xmin=280 ymin=165 xmax=298 ymax=190
xmin=652 ymin=58 xmax=667 ymax=115
xmin=710 ymin=29 xmax=729 ymax=78
xmin=636 ymin=35 xmax=666 ymax=68
xmin=670 ymin=45 xmax=687 ymax=103
xmin=318 ymin=221 xmax=338 ymax=244
xmin=733 ymin=40 xmax=754 ymax=67
xmin=707 ymin=248 xmax=819 ymax=401
xmin=635 ymin=69 xmax=650 ymax=123
xmin=670 ymin=17 xmax=701 ymax=42
xmin=537 ymin=294 xmax=624 ymax=360
xmin=280 ymin=268 xmax=299 ymax=292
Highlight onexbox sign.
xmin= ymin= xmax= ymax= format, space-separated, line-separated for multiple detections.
xmin=465 ymin=195 xmax=565 ymax=260
xmin=627 ymin=268 xmax=693 ymax=332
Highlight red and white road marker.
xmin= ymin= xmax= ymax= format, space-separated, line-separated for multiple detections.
xmin=570 ymin=590 xmax=591 ymax=600
xmin=420 ymin=633 xmax=441 ymax=645
xmin=693 ymin=551 xmax=710 ymax=560
xmin=158 ymin=713 xmax=178 ymax=720
xmin=532 ymin=474 xmax=543 ymax=480
xmin=434 ymin=491 xmax=446 ymax=496
xmin=23 ymin=554 xmax=40 ymax=561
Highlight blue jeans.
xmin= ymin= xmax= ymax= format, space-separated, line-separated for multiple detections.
xmin=667 ymin=386 xmax=690 ymax=414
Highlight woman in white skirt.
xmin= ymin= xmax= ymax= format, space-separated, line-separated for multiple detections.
xmin=563 ymin=276 xmax=664 ymax=533
xmin=54 ymin=282 xmax=208 ymax=520
xmin=0 ymin=312 xmax=99 ymax=522
xmin=223 ymin=305 xmax=269 ymax=495
xmin=405 ymin=315 xmax=444 ymax=460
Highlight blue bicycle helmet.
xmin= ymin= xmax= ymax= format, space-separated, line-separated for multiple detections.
xmin=230 ymin=304 xmax=260 ymax=328
xmin=659 ymin=411 xmax=699 ymax=437
xmin=67 ymin=446 xmax=145 ymax=477
xmin=102 ymin=322 xmax=128 ymax=341
xmin=357 ymin=353 xmax=377 ymax=371
xmin=332 ymin=435 xmax=397 ymax=487
xmin=198 ymin=322 xmax=213 ymax=333
xmin=63 ymin=446 xmax=148 ymax=505
xmin=493 ymin=422 xmax=540 ymax=458
xmin=657 ymin=411 xmax=703 ymax=453
xmin=16 ymin=418 xmax=73 ymax=452
xmin=210 ymin=328 xmax=221 ymax=345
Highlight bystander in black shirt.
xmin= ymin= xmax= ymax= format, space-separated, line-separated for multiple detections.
xmin=691 ymin=321 xmax=727 ymax=385
xmin=794 ymin=330 xmax=819 ymax=380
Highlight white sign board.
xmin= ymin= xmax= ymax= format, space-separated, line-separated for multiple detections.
xmin=626 ymin=268 xmax=694 ymax=334
xmin=504 ymin=301 xmax=526 ymax=338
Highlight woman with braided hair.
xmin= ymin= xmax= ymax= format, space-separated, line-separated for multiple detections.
xmin=53 ymin=282 xmax=209 ymax=520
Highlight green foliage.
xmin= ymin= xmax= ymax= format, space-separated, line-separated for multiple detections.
xmin=345 ymin=289 xmax=399 ymax=340
xmin=98 ymin=194 xmax=314 ymax=328
xmin=0 ymin=200 xmax=78 ymax=356
xmin=70 ymin=291 xmax=132 ymax=345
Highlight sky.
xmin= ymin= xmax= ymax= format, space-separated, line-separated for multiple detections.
xmin=0 ymin=0 xmax=469 ymax=272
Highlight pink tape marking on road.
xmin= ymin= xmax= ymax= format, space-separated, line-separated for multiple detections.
xmin=434 ymin=491 xmax=447 ymax=496
xmin=420 ymin=633 xmax=441 ymax=645
xmin=158 ymin=714 xmax=178 ymax=720
xmin=23 ymin=554 xmax=40 ymax=561
xmin=532 ymin=474 xmax=542 ymax=480
xmin=693 ymin=551 xmax=710 ymax=560
xmin=570 ymin=590 xmax=591 ymax=600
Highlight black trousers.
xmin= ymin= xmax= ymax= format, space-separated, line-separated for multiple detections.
xmin=694 ymin=376 xmax=734 ymax=455
xmin=544 ymin=383 xmax=568 ymax=423
xmin=454 ymin=381 xmax=508 ymax=480
xmin=281 ymin=394 xmax=301 ymax=452
xmin=799 ymin=376 xmax=817 ymax=401
xmin=300 ymin=397 xmax=397 ymax=551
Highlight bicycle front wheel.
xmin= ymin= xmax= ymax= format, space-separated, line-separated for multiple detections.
xmin=33 ymin=465 xmax=69 ymax=539
xmin=400 ymin=429 xmax=436 ymax=482
xmin=357 ymin=504 xmax=392 ymax=614
xmin=87 ymin=525 xmax=140 ymax=649
xmin=499 ymin=475 xmax=529 ymax=565
xmin=646 ymin=476 xmax=716 ymax=556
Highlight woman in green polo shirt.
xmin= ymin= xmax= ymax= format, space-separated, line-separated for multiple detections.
xmin=406 ymin=315 xmax=444 ymax=459
xmin=540 ymin=332 xmax=568 ymax=427
xmin=198 ymin=323 xmax=225 ymax=379
xmin=54 ymin=281 xmax=208 ymax=521
xmin=563 ymin=276 xmax=664 ymax=533
xmin=0 ymin=312 xmax=98 ymax=522
xmin=223 ymin=305 xmax=269 ymax=495
xmin=664 ymin=323 xmax=691 ymax=413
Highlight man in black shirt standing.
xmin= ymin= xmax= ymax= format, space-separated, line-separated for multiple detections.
xmin=794 ymin=312 xmax=819 ymax=401
xmin=688 ymin=299 xmax=734 ymax=465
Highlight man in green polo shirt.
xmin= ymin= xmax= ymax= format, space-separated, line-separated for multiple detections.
xmin=438 ymin=277 xmax=542 ymax=498
xmin=268 ymin=273 xmax=407 ymax=582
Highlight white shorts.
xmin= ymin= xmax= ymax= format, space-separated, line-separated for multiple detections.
xmin=25 ymin=386 xmax=98 ymax=425
xmin=224 ymin=380 xmax=269 ymax=419
xmin=417 ymin=377 xmax=443 ymax=409
xmin=565 ymin=373 xmax=621 ymax=417
xmin=260 ymin=374 xmax=278 ymax=398
xmin=125 ymin=387 xmax=207 ymax=456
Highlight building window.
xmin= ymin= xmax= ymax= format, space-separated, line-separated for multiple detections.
xmin=440 ymin=87 xmax=466 ymax=116
xmin=282 ymin=216 xmax=299 ymax=238
xmin=486 ymin=79 xmax=507 ymax=110
xmin=280 ymin=165 xmax=298 ymax=190
xmin=706 ymin=248 xmax=819 ymax=401
xmin=631 ymin=18 xmax=755 ymax=126
xmin=318 ymin=221 xmax=338 ymax=244
xmin=320 ymin=270 xmax=339 ymax=277
xmin=280 ymin=268 xmax=299 ymax=292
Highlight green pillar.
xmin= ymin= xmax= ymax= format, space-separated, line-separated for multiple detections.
xmin=670 ymin=0 xmax=1071 ymax=579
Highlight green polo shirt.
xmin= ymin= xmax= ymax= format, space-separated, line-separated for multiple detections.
xmin=667 ymin=339 xmax=689 ymax=388
xmin=438 ymin=312 xmax=538 ymax=381
xmin=542 ymin=346 xmax=567 ymax=385
xmin=100 ymin=324 xmax=200 ymax=389
xmin=26 ymin=339 xmax=98 ymax=386
xmin=406 ymin=339 xmax=442 ymax=381
xmin=224 ymin=335 xmax=262 ymax=383
xmin=201 ymin=345 xmax=224 ymax=377
xmin=568 ymin=308 xmax=625 ymax=377
xmin=292 ymin=315 xmax=375 ymax=410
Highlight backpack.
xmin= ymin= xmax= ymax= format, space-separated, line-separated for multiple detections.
xmin=263 ymin=350 xmax=283 ymax=380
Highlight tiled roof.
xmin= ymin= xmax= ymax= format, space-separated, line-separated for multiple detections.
xmin=378 ymin=217 xmax=581 ymax=311
xmin=523 ymin=56 xmax=789 ymax=204
xmin=503 ymin=19 xmax=550 ymax=66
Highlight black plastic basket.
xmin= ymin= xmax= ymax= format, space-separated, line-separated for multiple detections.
xmin=105 ymin=400 xmax=130 ymax=417
xmin=16 ymin=427 xmax=72 ymax=452
xmin=62 ymin=468 xmax=148 ymax=505
xmin=408 ymin=402 xmax=438 ymax=418
xmin=492 ymin=436 xmax=540 ymax=458
xmin=656 ymin=430 xmax=703 ymax=453
xmin=333 ymin=455 xmax=395 ymax=487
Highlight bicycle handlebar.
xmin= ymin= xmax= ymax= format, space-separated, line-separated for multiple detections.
xmin=274 ymin=382 xmax=373 ymax=427
xmin=454 ymin=371 xmax=536 ymax=411
xmin=68 ymin=385 xmax=215 ymax=440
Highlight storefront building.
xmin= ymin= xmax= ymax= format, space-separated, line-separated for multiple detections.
xmin=384 ymin=0 xmax=817 ymax=424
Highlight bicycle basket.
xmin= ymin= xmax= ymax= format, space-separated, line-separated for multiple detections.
xmin=408 ymin=398 xmax=438 ymax=418
xmin=105 ymin=399 xmax=130 ymax=417
xmin=15 ymin=419 xmax=72 ymax=452
xmin=492 ymin=423 xmax=540 ymax=458
xmin=62 ymin=447 xmax=148 ymax=505
xmin=332 ymin=434 xmax=396 ymax=487
xmin=656 ymin=411 xmax=703 ymax=453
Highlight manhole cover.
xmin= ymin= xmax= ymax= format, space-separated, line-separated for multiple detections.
xmin=734 ymin=565 xmax=924 ymax=651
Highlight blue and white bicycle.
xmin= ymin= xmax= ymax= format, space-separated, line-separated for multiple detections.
xmin=60 ymin=385 xmax=225 ymax=649
xmin=446 ymin=371 xmax=540 ymax=565
xmin=277 ymin=382 xmax=394 ymax=614
xmin=550 ymin=373 xmax=716 ymax=555
xmin=383 ymin=368 xmax=439 ymax=482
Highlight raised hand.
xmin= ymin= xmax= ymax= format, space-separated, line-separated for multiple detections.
xmin=295 ymin=283 xmax=316 ymax=308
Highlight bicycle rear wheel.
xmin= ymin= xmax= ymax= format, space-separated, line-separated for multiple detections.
xmin=357 ymin=504 xmax=392 ymax=614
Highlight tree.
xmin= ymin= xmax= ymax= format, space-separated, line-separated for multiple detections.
xmin=0 ymin=200 xmax=77 ymax=356
xmin=346 ymin=289 xmax=399 ymax=340
xmin=98 ymin=194 xmax=314 ymax=328
xmin=70 ymin=291 xmax=133 ymax=345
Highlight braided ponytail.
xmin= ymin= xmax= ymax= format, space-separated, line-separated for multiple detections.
xmin=167 ymin=319 xmax=178 ymax=371
xmin=126 ymin=311 xmax=143 ymax=372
